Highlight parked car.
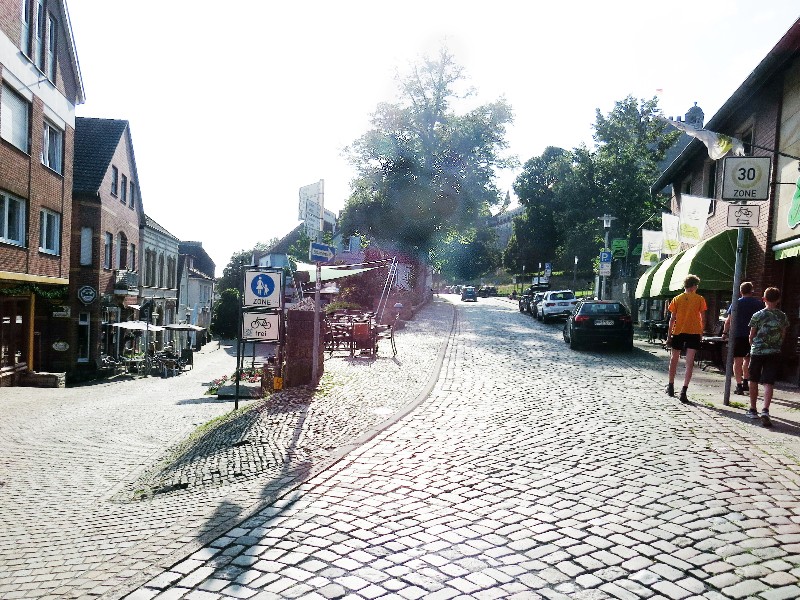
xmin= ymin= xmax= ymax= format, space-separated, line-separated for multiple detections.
xmin=479 ymin=285 xmax=498 ymax=297
xmin=461 ymin=286 xmax=478 ymax=301
xmin=562 ymin=300 xmax=634 ymax=350
xmin=530 ymin=292 xmax=545 ymax=318
xmin=518 ymin=287 xmax=532 ymax=312
xmin=538 ymin=290 xmax=578 ymax=322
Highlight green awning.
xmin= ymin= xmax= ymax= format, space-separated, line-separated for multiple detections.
xmin=775 ymin=242 xmax=800 ymax=260
xmin=635 ymin=229 xmax=741 ymax=298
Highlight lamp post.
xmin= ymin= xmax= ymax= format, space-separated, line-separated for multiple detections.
xmin=573 ymin=256 xmax=578 ymax=289
xmin=599 ymin=214 xmax=616 ymax=300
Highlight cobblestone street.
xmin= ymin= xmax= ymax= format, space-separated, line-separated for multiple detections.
xmin=5 ymin=297 xmax=800 ymax=599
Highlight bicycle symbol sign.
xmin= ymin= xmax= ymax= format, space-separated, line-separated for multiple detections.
xmin=242 ymin=311 xmax=280 ymax=341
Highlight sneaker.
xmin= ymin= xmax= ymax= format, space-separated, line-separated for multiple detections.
xmin=742 ymin=380 xmax=750 ymax=392
xmin=679 ymin=390 xmax=690 ymax=404
xmin=665 ymin=383 xmax=675 ymax=397
xmin=761 ymin=410 xmax=770 ymax=418
xmin=746 ymin=409 xmax=759 ymax=419
xmin=734 ymin=384 xmax=744 ymax=395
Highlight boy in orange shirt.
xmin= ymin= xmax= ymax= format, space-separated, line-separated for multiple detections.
xmin=666 ymin=274 xmax=707 ymax=403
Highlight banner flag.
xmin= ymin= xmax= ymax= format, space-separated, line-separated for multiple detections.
xmin=641 ymin=230 xmax=663 ymax=265
xmin=661 ymin=212 xmax=681 ymax=254
xmin=679 ymin=195 xmax=711 ymax=245
xmin=661 ymin=117 xmax=745 ymax=160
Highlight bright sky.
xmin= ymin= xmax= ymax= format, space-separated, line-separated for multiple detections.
xmin=66 ymin=1 xmax=799 ymax=275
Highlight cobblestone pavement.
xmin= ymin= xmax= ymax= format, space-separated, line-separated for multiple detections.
xmin=0 ymin=303 xmax=451 ymax=600
xmin=129 ymin=296 xmax=800 ymax=600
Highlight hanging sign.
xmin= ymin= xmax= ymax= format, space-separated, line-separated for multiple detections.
xmin=78 ymin=285 xmax=97 ymax=305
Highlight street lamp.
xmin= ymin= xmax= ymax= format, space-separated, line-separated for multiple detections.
xmin=573 ymin=255 xmax=578 ymax=289
xmin=599 ymin=214 xmax=616 ymax=300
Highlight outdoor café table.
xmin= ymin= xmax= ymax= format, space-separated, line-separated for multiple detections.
xmin=123 ymin=356 xmax=145 ymax=375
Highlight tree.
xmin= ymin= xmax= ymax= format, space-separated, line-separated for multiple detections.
xmin=216 ymin=240 xmax=277 ymax=293
xmin=340 ymin=48 xmax=515 ymax=256
xmin=211 ymin=288 xmax=240 ymax=339
xmin=434 ymin=226 xmax=501 ymax=283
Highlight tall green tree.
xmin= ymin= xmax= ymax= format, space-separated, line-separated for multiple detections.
xmin=340 ymin=48 xmax=515 ymax=256
xmin=434 ymin=226 xmax=501 ymax=283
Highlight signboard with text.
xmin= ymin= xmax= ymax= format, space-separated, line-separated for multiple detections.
xmin=726 ymin=203 xmax=761 ymax=228
xmin=243 ymin=270 xmax=283 ymax=308
xmin=722 ymin=157 xmax=771 ymax=201
xmin=242 ymin=311 xmax=281 ymax=341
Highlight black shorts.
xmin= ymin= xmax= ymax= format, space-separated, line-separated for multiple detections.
xmin=670 ymin=333 xmax=702 ymax=351
xmin=749 ymin=354 xmax=781 ymax=385
xmin=733 ymin=337 xmax=751 ymax=358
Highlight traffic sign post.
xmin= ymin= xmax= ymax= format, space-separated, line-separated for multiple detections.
xmin=722 ymin=156 xmax=771 ymax=201
xmin=599 ymin=251 xmax=612 ymax=298
xmin=726 ymin=203 xmax=760 ymax=228
xmin=309 ymin=242 xmax=336 ymax=263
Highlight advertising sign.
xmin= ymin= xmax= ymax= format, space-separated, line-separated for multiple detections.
xmin=243 ymin=270 xmax=283 ymax=308
xmin=242 ymin=312 xmax=281 ymax=341
xmin=78 ymin=285 xmax=97 ymax=305
xmin=722 ymin=157 xmax=771 ymax=201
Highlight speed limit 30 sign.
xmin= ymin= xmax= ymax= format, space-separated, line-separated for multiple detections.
xmin=722 ymin=156 xmax=771 ymax=201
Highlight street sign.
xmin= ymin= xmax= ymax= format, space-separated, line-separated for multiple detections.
xmin=726 ymin=203 xmax=761 ymax=228
xmin=599 ymin=262 xmax=611 ymax=276
xmin=599 ymin=251 xmax=612 ymax=263
xmin=242 ymin=311 xmax=281 ymax=341
xmin=722 ymin=156 xmax=771 ymax=201
xmin=243 ymin=270 xmax=283 ymax=308
xmin=544 ymin=262 xmax=552 ymax=277
xmin=309 ymin=242 xmax=336 ymax=262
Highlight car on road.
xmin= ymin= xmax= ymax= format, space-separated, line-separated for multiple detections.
xmin=479 ymin=285 xmax=498 ymax=298
xmin=538 ymin=290 xmax=578 ymax=322
xmin=530 ymin=292 xmax=545 ymax=318
xmin=562 ymin=300 xmax=634 ymax=350
xmin=461 ymin=286 xmax=478 ymax=301
xmin=518 ymin=287 xmax=534 ymax=312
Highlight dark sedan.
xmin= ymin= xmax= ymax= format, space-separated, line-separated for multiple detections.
xmin=563 ymin=300 xmax=634 ymax=350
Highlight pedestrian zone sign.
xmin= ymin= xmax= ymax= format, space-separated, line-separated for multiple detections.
xmin=243 ymin=270 xmax=283 ymax=308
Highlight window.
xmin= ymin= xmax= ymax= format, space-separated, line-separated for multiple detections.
xmin=167 ymin=256 xmax=176 ymax=288
xmin=158 ymin=254 xmax=165 ymax=287
xmin=741 ymin=128 xmax=754 ymax=156
xmin=120 ymin=174 xmax=127 ymax=204
xmin=681 ymin=179 xmax=691 ymax=195
xmin=145 ymin=249 xmax=156 ymax=286
xmin=116 ymin=232 xmax=127 ymax=269
xmin=46 ymin=13 xmax=56 ymax=81
xmin=129 ymin=182 xmax=136 ymax=209
xmin=1 ymin=84 xmax=30 ymax=152
xmin=103 ymin=232 xmax=113 ymax=269
xmin=34 ymin=0 xmax=44 ymax=71
xmin=77 ymin=312 xmax=90 ymax=363
xmin=130 ymin=243 xmax=136 ymax=271
xmin=706 ymin=161 xmax=717 ymax=215
xmin=20 ymin=0 xmax=32 ymax=56
xmin=111 ymin=166 xmax=118 ymax=195
xmin=39 ymin=208 xmax=60 ymax=254
xmin=80 ymin=227 xmax=92 ymax=265
xmin=42 ymin=120 xmax=63 ymax=173
xmin=0 ymin=192 xmax=26 ymax=246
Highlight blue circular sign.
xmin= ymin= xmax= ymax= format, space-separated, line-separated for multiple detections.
xmin=251 ymin=274 xmax=275 ymax=298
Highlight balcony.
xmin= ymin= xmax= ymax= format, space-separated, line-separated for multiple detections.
xmin=114 ymin=270 xmax=139 ymax=296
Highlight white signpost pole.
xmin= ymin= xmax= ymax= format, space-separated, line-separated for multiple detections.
xmin=312 ymin=180 xmax=324 ymax=385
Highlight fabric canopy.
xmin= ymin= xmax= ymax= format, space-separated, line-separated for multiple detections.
xmin=295 ymin=262 xmax=382 ymax=283
xmin=163 ymin=323 xmax=205 ymax=331
xmin=635 ymin=229 xmax=740 ymax=299
xmin=111 ymin=320 xmax=164 ymax=332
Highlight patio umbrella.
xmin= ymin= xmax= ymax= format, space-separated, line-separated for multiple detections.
xmin=112 ymin=321 xmax=164 ymax=331
xmin=163 ymin=323 xmax=204 ymax=331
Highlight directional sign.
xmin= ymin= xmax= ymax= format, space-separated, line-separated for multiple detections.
xmin=243 ymin=270 xmax=283 ymax=308
xmin=722 ymin=156 xmax=771 ymax=201
xmin=726 ymin=203 xmax=761 ymax=228
xmin=599 ymin=251 xmax=612 ymax=263
xmin=309 ymin=242 xmax=336 ymax=262
xmin=242 ymin=311 xmax=281 ymax=341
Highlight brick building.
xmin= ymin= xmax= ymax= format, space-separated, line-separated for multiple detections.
xmin=70 ymin=117 xmax=143 ymax=377
xmin=0 ymin=0 xmax=84 ymax=384
xmin=645 ymin=18 xmax=800 ymax=374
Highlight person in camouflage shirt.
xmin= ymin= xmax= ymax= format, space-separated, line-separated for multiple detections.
xmin=746 ymin=287 xmax=789 ymax=420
